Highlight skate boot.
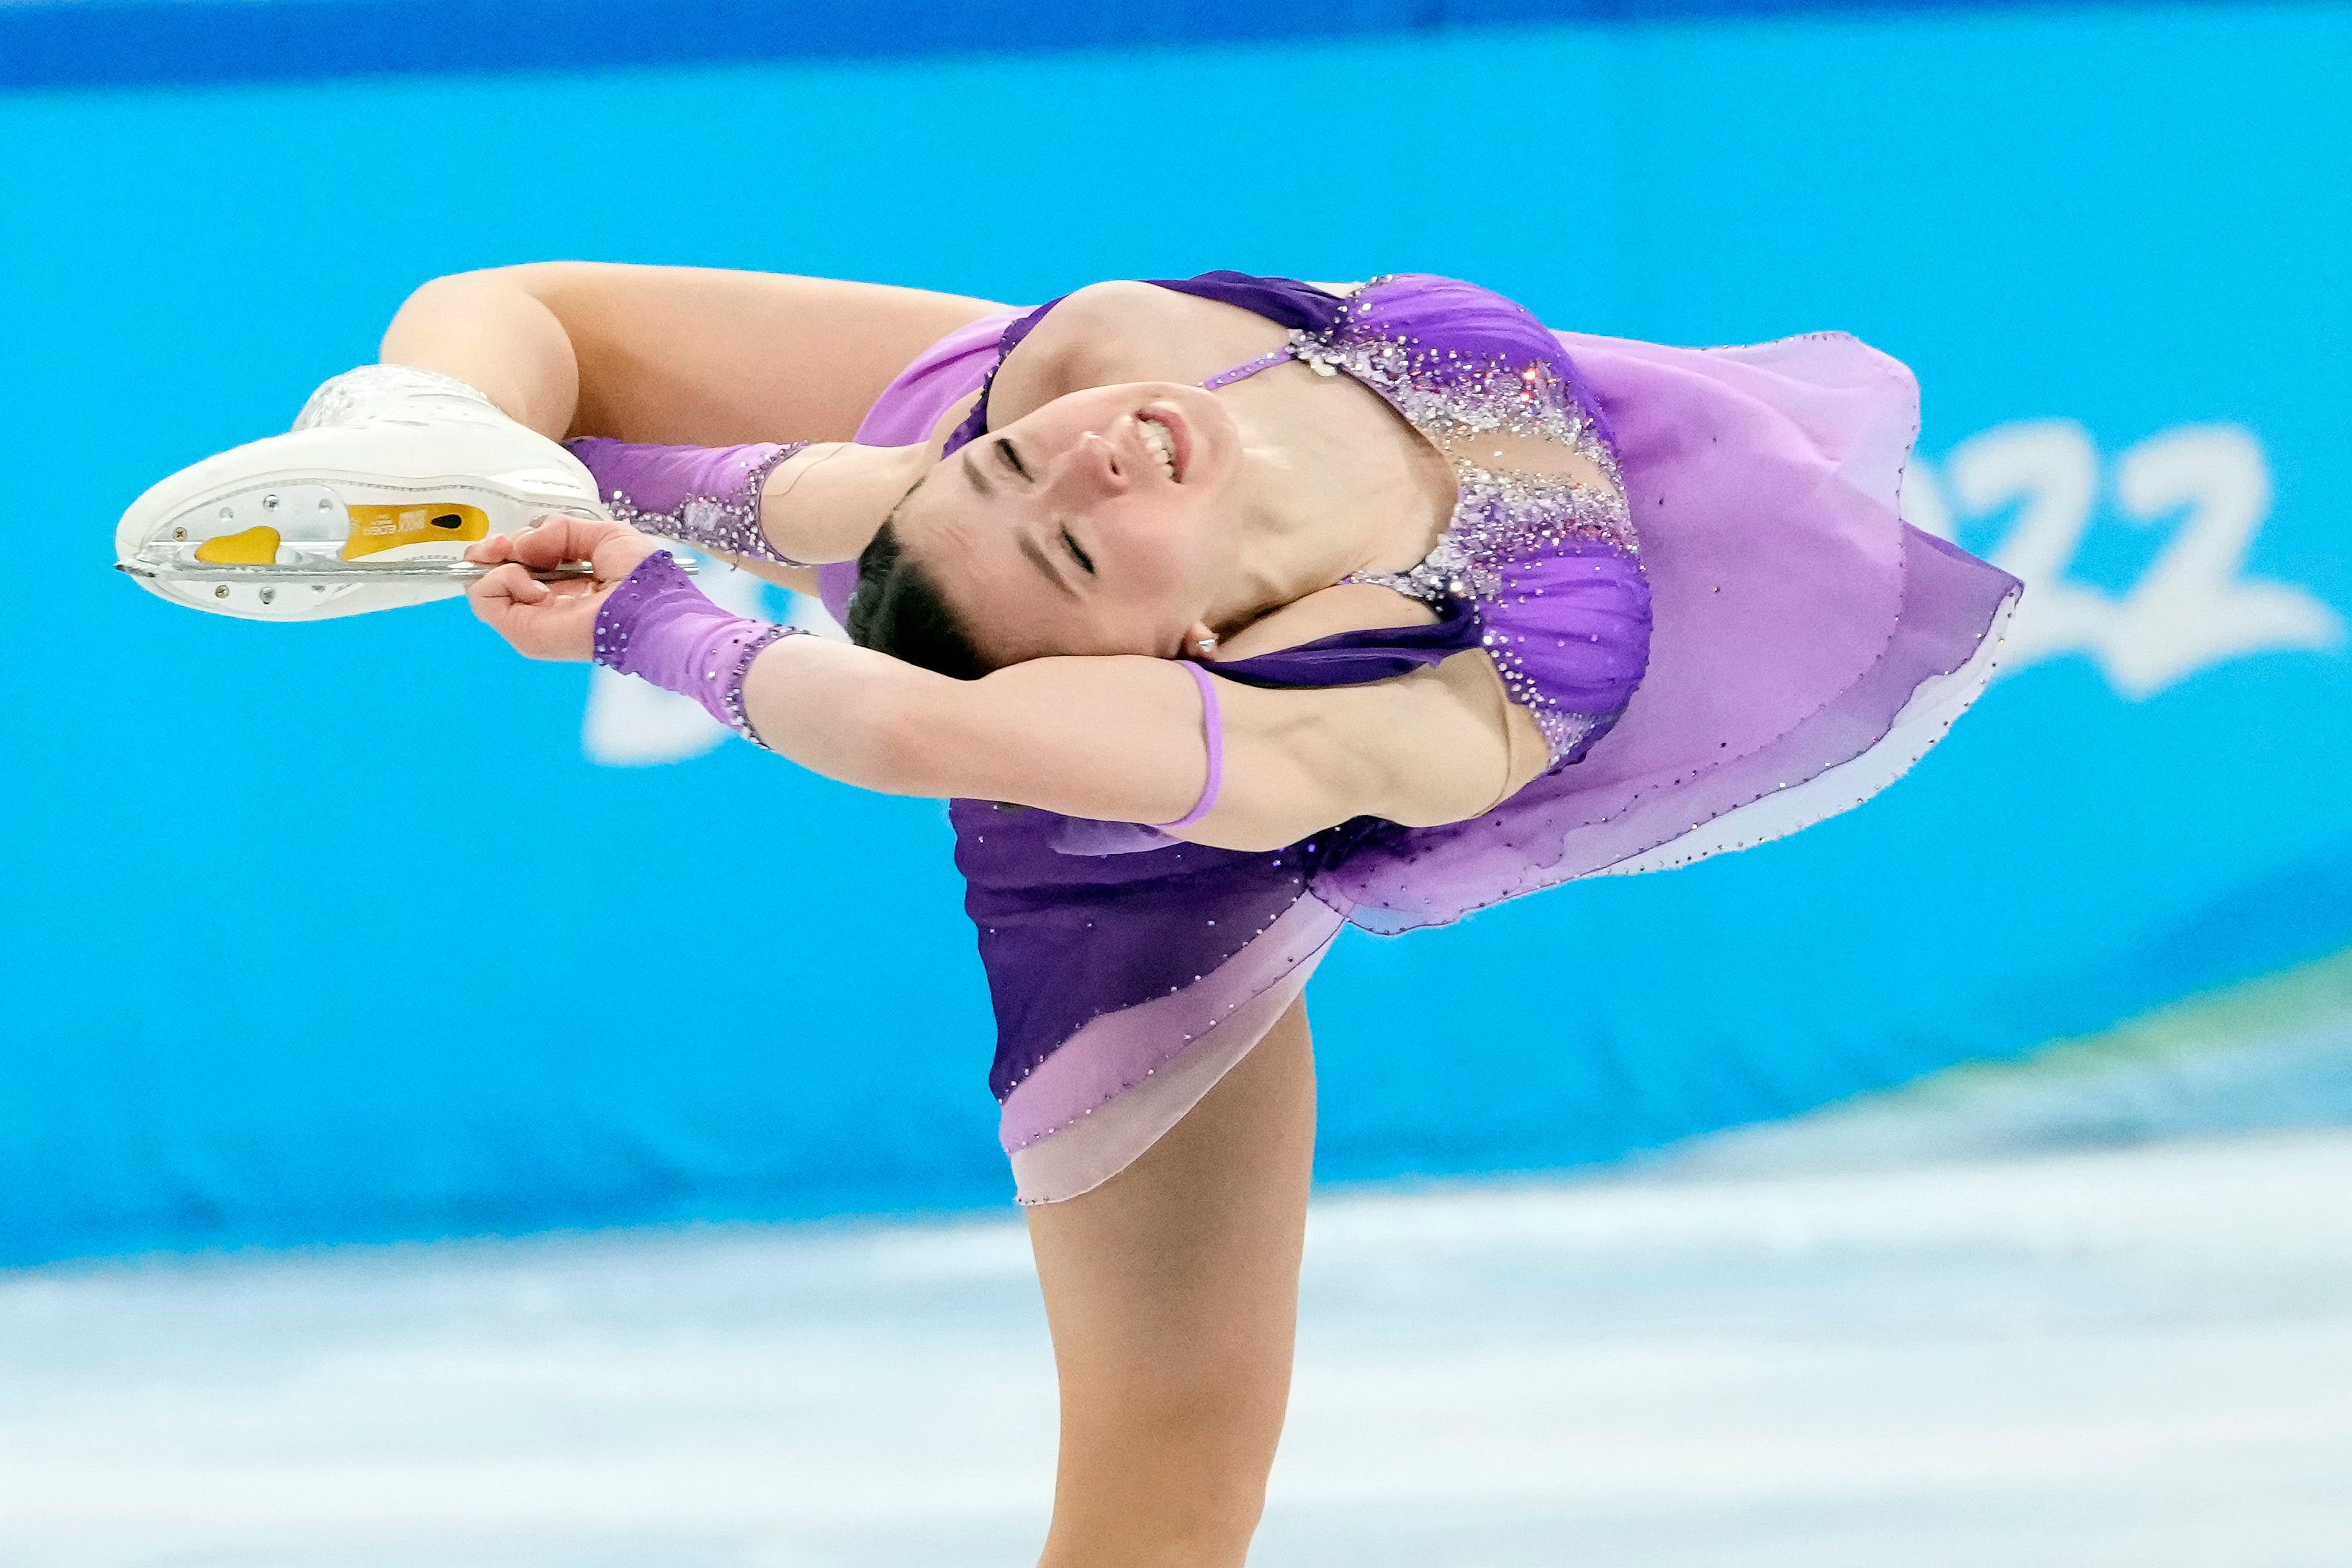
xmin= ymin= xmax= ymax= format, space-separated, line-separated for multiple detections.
xmin=115 ymin=365 xmax=610 ymax=621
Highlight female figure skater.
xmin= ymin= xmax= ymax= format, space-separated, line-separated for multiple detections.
xmin=118 ymin=263 xmax=2019 ymax=1564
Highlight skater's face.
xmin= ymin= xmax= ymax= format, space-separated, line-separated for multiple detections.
xmin=887 ymin=383 xmax=1245 ymax=664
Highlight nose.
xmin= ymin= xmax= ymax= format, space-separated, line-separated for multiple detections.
xmin=1043 ymin=428 xmax=1132 ymax=506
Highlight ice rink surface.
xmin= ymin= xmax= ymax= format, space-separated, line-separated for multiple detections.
xmin=4 ymin=1130 xmax=2350 ymax=1567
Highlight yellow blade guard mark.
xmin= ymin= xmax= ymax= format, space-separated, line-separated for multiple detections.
xmin=192 ymin=526 xmax=283 ymax=565
xmin=341 ymin=504 xmax=490 ymax=560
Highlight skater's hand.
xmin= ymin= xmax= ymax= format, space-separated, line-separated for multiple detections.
xmin=465 ymin=515 xmax=660 ymax=662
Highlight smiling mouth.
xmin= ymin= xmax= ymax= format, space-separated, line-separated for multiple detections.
xmin=1136 ymin=408 xmax=1188 ymax=482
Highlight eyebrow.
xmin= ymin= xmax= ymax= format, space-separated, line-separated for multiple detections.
xmin=1017 ymin=533 xmax=1078 ymax=598
xmin=960 ymin=449 xmax=991 ymax=497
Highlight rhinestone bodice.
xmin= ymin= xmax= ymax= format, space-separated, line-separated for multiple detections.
xmin=1295 ymin=310 xmax=1636 ymax=595
xmin=1289 ymin=276 xmax=1648 ymax=761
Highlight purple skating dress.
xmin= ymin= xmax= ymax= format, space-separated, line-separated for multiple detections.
xmin=821 ymin=271 xmax=2020 ymax=1204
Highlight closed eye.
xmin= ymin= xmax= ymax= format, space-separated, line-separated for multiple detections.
xmin=996 ymin=437 xmax=1029 ymax=480
xmin=1060 ymin=526 xmax=1096 ymax=576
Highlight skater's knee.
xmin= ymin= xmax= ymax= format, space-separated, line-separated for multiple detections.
xmin=386 ymin=267 xmax=545 ymax=332
xmin=381 ymin=265 xmax=628 ymax=375
xmin=377 ymin=268 xmax=585 ymax=437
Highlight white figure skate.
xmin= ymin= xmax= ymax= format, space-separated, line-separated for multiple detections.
xmin=115 ymin=366 xmax=617 ymax=621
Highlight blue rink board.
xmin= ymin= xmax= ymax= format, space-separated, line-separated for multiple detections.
xmin=0 ymin=0 xmax=2274 ymax=89
xmin=1 ymin=5 xmax=2348 ymax=1264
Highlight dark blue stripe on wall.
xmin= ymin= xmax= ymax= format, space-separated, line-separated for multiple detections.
xmin=0 ymin=0 xmax=2268 ymax=90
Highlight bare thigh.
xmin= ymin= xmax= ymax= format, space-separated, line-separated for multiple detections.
xmin=1023 ymin=998 xmax=1315 ymax=1567
xmin=389 ymin=263 xmax=1005 ymax=445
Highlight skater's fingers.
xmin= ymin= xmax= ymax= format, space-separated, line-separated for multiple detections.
xmin=468 ymin=561 xmax=548 ymax=626
xmin=542 ymin=575 xmax=603 ymax=598
xmin=464 ymin=534 xmax=518 ymax=567
xmin=505 ymin=515 xmax=635 ymax=571
xmin=496 ymin=520 xmax=580 ymax=571
xmin=469 ymin=562 xmax=601 ymax=662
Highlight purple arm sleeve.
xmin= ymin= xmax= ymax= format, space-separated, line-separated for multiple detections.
xmin=565 ymin=438 xmax=814 ymax=565
xmin=592 ymin=551 xmax=803 ymax=747
xmin=1153 ymin=660 xmax=1225 ymax=830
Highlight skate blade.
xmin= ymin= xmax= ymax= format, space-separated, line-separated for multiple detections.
xmin=117 ymin=546 xmax=692 ymax=608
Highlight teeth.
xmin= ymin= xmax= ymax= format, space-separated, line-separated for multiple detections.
xmin=1138 ymin=416 xmax=1177 ymax=478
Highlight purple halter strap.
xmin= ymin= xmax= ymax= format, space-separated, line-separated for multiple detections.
xmin=1199 ymin=346 xmax=1297 ymax=391
xmin=1153 ymin=661 xmax=1225 ymax=830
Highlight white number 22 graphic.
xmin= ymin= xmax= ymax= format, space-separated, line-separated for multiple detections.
xmin=1904 ymin=420 xmax=2342 ymax=699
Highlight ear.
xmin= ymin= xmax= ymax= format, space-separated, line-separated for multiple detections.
xmin=1184 ymin=618 xmax=1220 ymax=660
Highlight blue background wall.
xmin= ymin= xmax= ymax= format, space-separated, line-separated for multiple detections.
xmin=0 ymin=0 xmax=2271 ymax=88
xmin=3 ymin=2 xmax=2348 ymax=1264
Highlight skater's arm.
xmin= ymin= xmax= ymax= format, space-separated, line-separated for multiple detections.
xmin=747 ymin=632 xmax=1541 ymax=850
xmin=468 ymin=518 xmax=1545 ymax=847
xmin=565 ymin=436 xmax=933 ymax=574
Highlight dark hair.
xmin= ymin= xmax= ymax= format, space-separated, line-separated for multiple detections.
xmin=844 ymin=513 xmax=992 ymax=680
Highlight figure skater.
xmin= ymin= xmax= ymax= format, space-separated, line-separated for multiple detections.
xmin=117 ymin=263 xmax=2019 ymax=1565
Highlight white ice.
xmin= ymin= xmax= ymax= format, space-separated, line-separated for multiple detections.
xmin=4 ymin=1130 xmax=2350 ymax=1567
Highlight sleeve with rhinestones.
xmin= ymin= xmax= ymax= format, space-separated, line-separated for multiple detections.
xmin=565 ymin=438 xmax=814 ymax=565
xmin=592 ymin=551 xmax=803 ymax=747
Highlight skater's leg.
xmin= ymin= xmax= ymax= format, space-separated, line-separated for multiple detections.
xmin=1023 ymin=998 xmax=1316 ymax=1567
xmin=380 ymin=263 xmax=1004 ymax=446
